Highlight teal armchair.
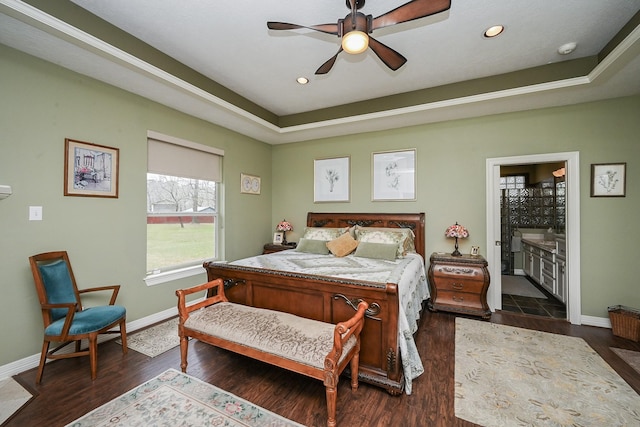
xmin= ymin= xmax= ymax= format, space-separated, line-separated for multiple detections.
xmin=28 ymin=251 xmax=128 ymax=383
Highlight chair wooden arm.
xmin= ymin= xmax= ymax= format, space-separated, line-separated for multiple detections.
xmin=41 ymin=302 xmax=78 ymax=339
xmin=78 ymin=285 xmax=121 ymax=305
xmin=175 ymin=279 xmax=228 ymax=321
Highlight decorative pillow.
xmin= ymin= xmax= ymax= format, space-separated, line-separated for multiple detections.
xmin=296 ymin=238 xmax=330 ymax=255
xmin=326 ymin=232 xmax=358 ymax=257
xmin=355 ymin=226 xmax=416 ymax=258
xmin=301 ymin=227 xmax=347 ymax=241
xmin=354 ymin=242 xmax=398 ymax=261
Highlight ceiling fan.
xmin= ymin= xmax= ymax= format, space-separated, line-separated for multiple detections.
xmin=267 ymin=0 xmax=451 ymax=75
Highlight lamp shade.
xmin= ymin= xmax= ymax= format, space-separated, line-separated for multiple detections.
xmin=445 ymin=222 xmax=468 ymax=239
xmin=276 ymin=220 xmax=293 ymax=232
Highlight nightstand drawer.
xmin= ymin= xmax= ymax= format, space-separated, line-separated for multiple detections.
xmin=437 ymin=290 xmax=484 ymax=307
xmin=432 ymin=264 xmax=485 ymax=281
xmin=431 ymin=277 xmax=485 ymax=294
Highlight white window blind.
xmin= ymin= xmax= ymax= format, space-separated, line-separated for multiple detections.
xmin=147 ymin=133 xmax=223 ymax=182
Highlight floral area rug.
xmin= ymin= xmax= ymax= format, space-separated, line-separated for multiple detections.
xmin=455 ymin=317 xmax=640 ymax=426
xmin=117 ymin=317 xmax=180 ymax=357
xmin=66 ymin=369 xmax=305 ymax=426
xmin=0 ymin=377 xmax=33 ymax=425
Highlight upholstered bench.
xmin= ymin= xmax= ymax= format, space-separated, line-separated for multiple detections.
xmin=176 ymin=278 xmax=368 ymax=427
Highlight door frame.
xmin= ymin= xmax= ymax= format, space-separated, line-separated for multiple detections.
xmin=485 ymin=152 xmax=582 ymax=324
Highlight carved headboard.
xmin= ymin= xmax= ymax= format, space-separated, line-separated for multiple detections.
xmin=306 ymin=212 xmax=426 ymax=259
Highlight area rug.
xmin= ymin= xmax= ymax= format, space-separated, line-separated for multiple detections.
xmin=117 ymin=317 xmax=180 ymax=357
xmin=66 ymin=369 xmax=305 ymax=426
xmin=611 ymin=347 xmax=640 ymax=375
xmin=455 ymin=317 xmax=640 ymax=426
xmin=501 ymin=274 xmax=547 ymax=299
xmin=0 ymin=377 xmax=33 ymax=425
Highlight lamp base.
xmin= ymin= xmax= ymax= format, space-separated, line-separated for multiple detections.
xmin=282 ymin=231 xmax=288 ymax=246
xmin=451 ymin=237 xmax=462 ymax=256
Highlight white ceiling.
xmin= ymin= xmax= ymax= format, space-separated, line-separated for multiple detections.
xmin=1 ymin=0 xmax=640 ymax=144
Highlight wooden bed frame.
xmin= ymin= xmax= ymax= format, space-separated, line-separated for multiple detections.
xmin=203 ymin=212 xmax=426 ymax=395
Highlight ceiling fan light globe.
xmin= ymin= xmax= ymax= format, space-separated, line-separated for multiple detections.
xmin=342 ymin=31 xmax=369 ymax=54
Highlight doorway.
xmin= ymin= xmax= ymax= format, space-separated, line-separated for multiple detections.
xmin=499 ymin=162 xmax=566 ymax=319
xmin=486 ymin=152 xmax=582 ymax=325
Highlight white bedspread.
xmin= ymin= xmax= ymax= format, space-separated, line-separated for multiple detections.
xmin=229 ymin=250 xmax=429 ymax=394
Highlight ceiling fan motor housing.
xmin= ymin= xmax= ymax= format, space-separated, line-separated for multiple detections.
xmin=338 ymin=13 xmax=372 ymax=37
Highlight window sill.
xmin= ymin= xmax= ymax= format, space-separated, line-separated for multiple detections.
xmin=144 ymin=264 xmax=207 ymax=286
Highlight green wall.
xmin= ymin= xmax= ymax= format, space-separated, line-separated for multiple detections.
xmin=272 ymin=97 xmax=640 ymax=320
xmin=1 ymin=42 xmax=639 ymax=369
xmin=0 ymin=45 xmax=272 ymax=365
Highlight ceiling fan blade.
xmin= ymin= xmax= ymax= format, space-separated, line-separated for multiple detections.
xmin=372 ymin=0 xmax=451 ymax=31
xmin=368 ymin=37 xmax=407 ymax=71
xmin=267 ymin=21 xmax=339 ymax=35
xmin=315 ymin=48 xmax=343 ymax=75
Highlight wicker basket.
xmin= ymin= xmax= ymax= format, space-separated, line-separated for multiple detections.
xmin=608 ymin=305 xmax=640 ymax=342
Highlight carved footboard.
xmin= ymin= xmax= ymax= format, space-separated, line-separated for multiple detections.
xmin=204 ymin=262 xmax=404 ymax=394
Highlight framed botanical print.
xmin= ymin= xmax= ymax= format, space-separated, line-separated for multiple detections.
xmin=372 ymin=149 xmax=416 ymax=201
xmin=590 ymin=163 xmax=626 ymax=197
xmin=314 ymin=156 xmax=350 ymax=202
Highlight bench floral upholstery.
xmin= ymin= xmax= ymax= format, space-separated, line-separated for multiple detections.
xmin=185 ymin=302 xmax=357 ymax=370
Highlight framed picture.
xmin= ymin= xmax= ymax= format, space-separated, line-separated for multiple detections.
xmin=314 ymin=156 xmax=350 ymax=202
xmin=590 ymin=163 xmax=626 ymax=197
xmin=372 ymin=149 xmax=416 ymax=201
xmin=470 ymin=246 xmax=480 ymax=256
xmin=241 ymin=173 xmax=261 ymax=195
xmin=64 ymin=138 xmax=119 ymax=198
xmin=273 ymin=232 xmax=283 ymax=244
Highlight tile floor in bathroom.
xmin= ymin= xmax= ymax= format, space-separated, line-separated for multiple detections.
xmin=501 ymin=277 xmax=567 ymax=319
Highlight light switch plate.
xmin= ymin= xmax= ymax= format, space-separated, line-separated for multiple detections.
xmin=29 ymin=206 xmax=43 ymax=221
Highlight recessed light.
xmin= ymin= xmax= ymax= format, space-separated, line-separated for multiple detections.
xmin=558 ymin=42 xmax=577 ymax=55
xmin=296 ymin=77 xmax=309 ymax=85
xmin=483 ymin=25 xmax=504 ymax=38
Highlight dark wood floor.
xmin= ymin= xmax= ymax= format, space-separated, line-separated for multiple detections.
xmin=8 ymin=310 xmax=640 ymax=427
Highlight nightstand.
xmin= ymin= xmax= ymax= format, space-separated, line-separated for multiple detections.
xmin=427 ymin=252 xmax=491 ymax=319
xmin=263 ymin=243 xmax=297 ymax=254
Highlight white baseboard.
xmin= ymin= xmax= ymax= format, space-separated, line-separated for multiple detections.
xmin=0 ymin=306 xmax=178 ymax=381
xmin=581 ymin=315 xmax=611 ymax=329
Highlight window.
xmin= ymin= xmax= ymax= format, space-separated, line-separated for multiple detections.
xmin=145 ymin=132 xmax=223 ymax=284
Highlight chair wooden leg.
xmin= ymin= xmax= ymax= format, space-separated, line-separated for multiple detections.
xmin=88 ymin=335 xmax=98 ymax=380
xmin=119 ymin=319 xmax=128 ymax=354
xmin=36 ymin=341 xmax=50 ymax=384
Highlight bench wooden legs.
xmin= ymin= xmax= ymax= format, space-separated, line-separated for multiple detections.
xmin=325 ymin=385 xmax=337 ymax=427
xmin=350 ymin=352 xmax=360 ymax=392
xmin=179 ymin=336 xmax=189 ymax=373
xmin=324 ymin=354 xmax=360 ymax=427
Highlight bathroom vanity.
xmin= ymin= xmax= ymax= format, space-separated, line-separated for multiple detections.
xmin=522 ymin=236 xmax=566 ymax=302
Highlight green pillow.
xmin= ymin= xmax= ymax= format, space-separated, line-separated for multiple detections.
xmin=295 ymin=238 xmax=330 ymax=254
xmin=354 ymin=242 xmax=398 ymax=261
